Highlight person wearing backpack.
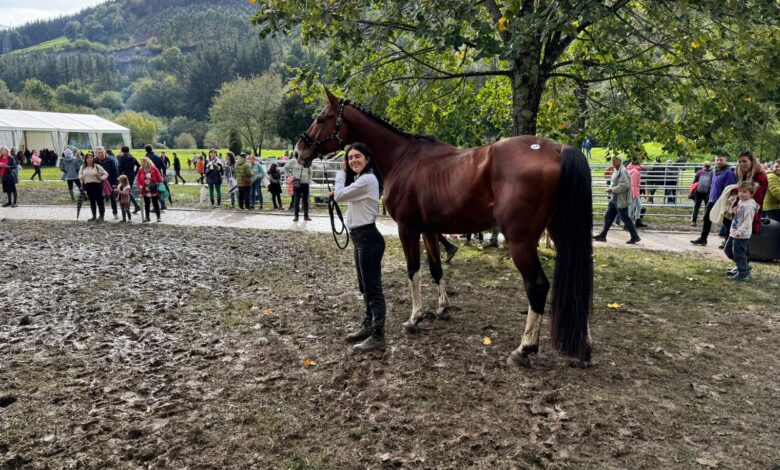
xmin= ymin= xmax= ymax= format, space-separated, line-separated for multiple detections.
xmin=691 ymin=161 xmax=713 ymax=225
xmin=691 ymin=154 xmax=737 ymax=246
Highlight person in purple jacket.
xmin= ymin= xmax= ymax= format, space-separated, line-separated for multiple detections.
xmin=691 ymin=153 xmax=737 ymax=246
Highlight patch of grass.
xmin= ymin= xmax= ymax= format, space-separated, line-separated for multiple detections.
xmin=12 ymin=36 xmax=68 ymax=53
xmin=221 ymin=299 xmax=253 ymax=327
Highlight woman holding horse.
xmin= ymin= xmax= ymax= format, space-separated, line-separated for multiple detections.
xmin=332 ymin=142 xmax=388 ymax=353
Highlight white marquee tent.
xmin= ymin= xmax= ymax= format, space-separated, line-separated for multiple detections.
xmin=0 ymin=109 xmax=131 ymax=155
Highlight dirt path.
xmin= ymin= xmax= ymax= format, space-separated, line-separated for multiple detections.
xmin=0 ymin=205 xmax=729 ymax=260
xmin=1 ymin=219 xmax=778 ymax=468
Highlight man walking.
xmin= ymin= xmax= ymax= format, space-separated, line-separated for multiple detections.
xmin=593 ymin=155 xmax=641 ymax=244
xmin=173 ymin=152 xmax=185 ymax=184
xmin=690 ymin=153 xmax=737 ymax=246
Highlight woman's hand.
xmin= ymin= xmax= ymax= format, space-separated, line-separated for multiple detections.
xmin=341 ymin=160 xmax=348 ymax=172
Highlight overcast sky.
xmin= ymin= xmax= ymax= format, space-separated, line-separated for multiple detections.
xmin=1 ymin=0 xmax=107 ymax=28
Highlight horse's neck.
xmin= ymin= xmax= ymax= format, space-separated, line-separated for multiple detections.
xmin=346 ymin=111 xmax=416 ymax=178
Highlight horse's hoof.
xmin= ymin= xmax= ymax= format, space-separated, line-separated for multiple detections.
xmin=402 ymin=320 xmax=420 ymax=334
xmin=570 ymin=359 xmax=592 ymax=369
xmin=436 ymin=309 xmax=450 ymax=321
xmin=506 ymin=351 xmax=531 ymax=368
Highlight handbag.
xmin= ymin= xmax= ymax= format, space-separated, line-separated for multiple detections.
xmin=261 ymin=175 xmax=270 ymax=187
xmin=292 ymin=168 xmax=303 ymax=190
xmin=102 ymin=179 xmax=113 ymax=197
xmin=242 ymin=175 xmax=252 ymax=186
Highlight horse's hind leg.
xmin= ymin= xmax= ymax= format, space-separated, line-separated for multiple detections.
xmin=399 ymin=225 xmax=424 ymax=333
xmin=505 ymin=239 xmax=550 ymax=368
xmin=423 ymin=232 xmax=450 ymax=320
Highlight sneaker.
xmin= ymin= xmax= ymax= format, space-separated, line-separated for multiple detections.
xmin=133 ymin=207 xmax=141 ymax=214
xmin=352 ymin=336 xmax=386 ymax=353
xmin=156 ymin=218 xmax=161 ymax=223
xmin=293 ymin=217 xmax=299 ymax=222
xmin=726 ymin=265 xmax=751 ymax=276
xmin=626 ymin=237 xmax=641 ymax=244
xmin=690 ymin=238 xmax=707 ymax=246
xmin=1 ymin=203 xmax=10 ymax=207
xmin=593 ymin=234 xmax=607 ymax=242
xmin=728 ymin=274 xmax=750 ymax=282
xmin=304 ymin=217 xmax=312 ymax=221
xmin=142 ymin=218 xmax=150 ymax=223
xmin=11 ymin=203 xmax=17 ymax=208
xmin=345 ymin=324 xmax=372 ymax=343
xmin=113 ymin=213 xmax=119 ymax=220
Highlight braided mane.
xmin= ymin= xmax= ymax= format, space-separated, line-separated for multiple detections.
xmin=342 ymin=100 xmax=437 ymax=142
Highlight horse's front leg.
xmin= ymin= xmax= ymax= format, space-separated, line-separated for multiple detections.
xmin=422 ymin=232 xmax=450 ymax=320
xmin=399 ymin=225 xmax=423 ymax=333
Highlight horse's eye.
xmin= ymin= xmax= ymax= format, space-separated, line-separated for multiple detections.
xmin=316 ymin=117 xmax=325 ymax=124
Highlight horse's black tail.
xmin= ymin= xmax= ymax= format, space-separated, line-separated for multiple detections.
xmin=548 ymin=146 xmax=593 ymax=360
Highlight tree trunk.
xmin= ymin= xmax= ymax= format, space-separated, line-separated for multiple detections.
xmin=574 ymin=81 xmax=589 ymax=136
xmin=510 ymin=46 xmax=545 ymax=136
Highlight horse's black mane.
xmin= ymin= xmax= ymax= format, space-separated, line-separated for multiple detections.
xmin=342 ymin=100 xmax=438 ymax=142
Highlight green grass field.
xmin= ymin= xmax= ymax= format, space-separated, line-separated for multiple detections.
xmin=12 ymin=36 xmax=69 ymax=54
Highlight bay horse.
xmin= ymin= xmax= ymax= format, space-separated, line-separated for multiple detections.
xmin=295 ymin=89 xmax=593 ymax=368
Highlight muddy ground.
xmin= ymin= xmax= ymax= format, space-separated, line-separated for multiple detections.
xmin=0 ymin=220 xmax=778 ymax=469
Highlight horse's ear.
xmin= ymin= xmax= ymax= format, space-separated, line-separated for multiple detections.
xmin=324 ymin=87 xmax=339 ymax=108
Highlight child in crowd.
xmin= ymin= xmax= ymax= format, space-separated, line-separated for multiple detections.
xmin=724 ymin=181 xmax=760 ymax=282
xmin=115 ymin=175 xmax=133 ymax=222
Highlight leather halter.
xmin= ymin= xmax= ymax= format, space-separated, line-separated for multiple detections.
xmin=299 ymin=100 xmax=345 ymax=158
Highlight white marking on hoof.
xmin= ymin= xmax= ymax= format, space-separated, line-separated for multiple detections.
xmin=402 ymin=320 xmax=420 ymax=334
xmin=408 ymin=271 xmax=424 ymax=325
xmin=436 ymin=279 xmax=450 ymax=319
xmin=512 ymin=309 xmax=543 ymax=362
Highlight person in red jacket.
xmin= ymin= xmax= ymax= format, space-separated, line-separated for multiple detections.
xmin=136 ymin=157 xmax=164 ymax=223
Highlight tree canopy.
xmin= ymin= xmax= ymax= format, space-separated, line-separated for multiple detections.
xmin=253 ymin=0 xmax=780 ymax=157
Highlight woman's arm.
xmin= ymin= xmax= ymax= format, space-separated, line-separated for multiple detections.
xmin=334 ymin=172 xmax=373 ymax=203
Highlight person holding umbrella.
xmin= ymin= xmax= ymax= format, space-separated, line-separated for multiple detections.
xmin=136 ymin=157 xmax=164 ymax=223
xmin=79 ymin=152 xmax=109 ymax=222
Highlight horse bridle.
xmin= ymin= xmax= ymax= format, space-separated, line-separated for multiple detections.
xmin=299 ymin=100 xmax=345 ymax=158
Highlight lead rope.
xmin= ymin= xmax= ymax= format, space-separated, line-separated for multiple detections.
xmin=322 ymin=156 xmax=349 ymax=250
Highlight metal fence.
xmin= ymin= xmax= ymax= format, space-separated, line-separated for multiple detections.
xmin=591 ymin=163 xmax=707 ymax=219
xmin=281 ymin=160 xmax=708 ymax=219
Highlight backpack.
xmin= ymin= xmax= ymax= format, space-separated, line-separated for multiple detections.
xmin=697 ymin=170 xmax=713 ymax=193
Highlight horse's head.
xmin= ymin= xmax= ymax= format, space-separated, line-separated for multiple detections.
xmin=294 ymin=88 xmax=347 ymax=168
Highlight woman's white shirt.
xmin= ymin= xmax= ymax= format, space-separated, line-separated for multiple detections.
xmin=334 ymin=170 xmax=380 ymax=229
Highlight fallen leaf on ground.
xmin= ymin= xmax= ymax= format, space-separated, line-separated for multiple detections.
xmin=262 ymin=308 xmax=273 ymax=316
xmin=303 ymin=358 xmax=315 ymax=368
xmin=483 ymin=337 xmax=492 ymax=345
xmin=607 ymin=303 xmax=622 ymax=309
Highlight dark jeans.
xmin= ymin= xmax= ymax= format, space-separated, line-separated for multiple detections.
xmin=66 ymin=179 xmax=81 ymax=193
xmin=293 ymin=183 xmax=310 ymax=218
xmin=699 ymin=202 xmax=716 ymax=241
xmin=271 ymin=191 xmax=282 ymax=209
xmin=765 ymin=209 xmax=780 ymax=222
xmin=600 ymin=199 xmax=639 ymax=240
xmin=238 ymin=186 xmax=250 ymax=209
xmin=108 ymin=191 xmax=117 ymax=216
xmin=31 ymin=166 xmax=42 ymax=180
xmin=144 ymin=196 xmax=160 ymax=220
xmin=351 ymin=223 xmax=387 ymax=339
xmin=724 ymin=237 xmax=749 ymax=275
xmin=250 ymin=179 xmax=263 ymax=208
xmin=84 ymin=182 xmax=105 ymax=218
xmin=174 ymin=170 xmax=185 ymax=184
xmin=692 ymin=191 xmax=708 ymax=223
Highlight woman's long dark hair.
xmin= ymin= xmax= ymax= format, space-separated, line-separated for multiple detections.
xmin=344 ymin=142 xmax=383 ymax=192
